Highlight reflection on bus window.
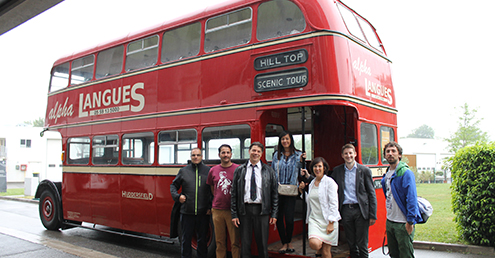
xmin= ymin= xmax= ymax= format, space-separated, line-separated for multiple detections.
xmin=205 ymin=8 xmax=252 ymax=52
xmin=158 ymin=129 xmax=197 ymax=164
xmin=50 ymin=62 xmax=70 ymax=92
xmin=337 ymin=3 xmax=366 ymax=42
xmin=265 ymin=124 xmax=285 ymax=161
xmin=122 ymin=132 xmax=154 ymax=165
xmin=243 ymin=138 xmax=251 ymax=159
xmin=71 ymin=55 xmax=94 ymax=85
xmin=68 ymin=137 xmax=90 ymax=164
xmin=357 ymin=16 xmax=382 ymax=52
xmin=380 ymin=126 xmax=395 ymax=164
xmin=360 ymin=123 xmax=378 ymax=165
xmin=202 ymin=124 xmax=250 ymax=161
xmin=162 ymin=22 xmax=201 ymax=63
xmin=126 ymin=35 xmax=159 ymax=71
xmin=96 ymin=45 xmax=124 ymax=79
xmin=257 ymin=0 xmax=306 ymax=41
xmin=92 ymin=135 xmax=119 ymax=165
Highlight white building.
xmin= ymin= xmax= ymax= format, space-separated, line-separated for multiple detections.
xmin=0 ymin=125 xmax=62 ymax=184
xmin=399 ymin=138 xmax=453 ymax=182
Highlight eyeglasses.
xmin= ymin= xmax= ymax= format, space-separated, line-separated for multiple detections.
xmin=191 ymin=154 xmax=202 ymax=157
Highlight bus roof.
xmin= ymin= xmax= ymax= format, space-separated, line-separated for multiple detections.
xmin=52 ymin=0 xmax=383 ymax=67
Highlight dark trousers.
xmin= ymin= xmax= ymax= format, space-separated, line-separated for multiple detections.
xmin=342 ymin=204 xmax=370 ymax=258
xmin=239 ymin=204 xmax=269 ymax=258
xmin=180 ymin=213 xmax=209 ymax=258
xmin=276 ymin=195 xmax=296 ymax=244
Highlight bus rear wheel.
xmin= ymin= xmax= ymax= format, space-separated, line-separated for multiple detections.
xmin=39 ymin=190 xmax=61 ymax=230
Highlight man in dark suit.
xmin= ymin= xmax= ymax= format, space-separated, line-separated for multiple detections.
xmin=331 ymin=144 xmax=377 ymax=258
xmin=231 ymin=142 xmax=278 ymax=258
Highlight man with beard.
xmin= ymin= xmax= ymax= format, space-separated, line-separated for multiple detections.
xmin=381 ymin=142 xmax=422 ymax=258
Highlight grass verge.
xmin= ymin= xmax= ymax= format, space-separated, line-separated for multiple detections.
xmin=414 ymin=183 xmax=467 ymax=245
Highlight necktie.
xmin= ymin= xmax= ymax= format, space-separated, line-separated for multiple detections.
xmin=250 ymin=164 xmax=257 ymax=201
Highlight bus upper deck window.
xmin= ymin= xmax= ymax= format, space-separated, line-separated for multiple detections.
xmin=357 ymin=17 xmax=383 ymax=52
xmin=125 ymin=35 xmax=159 ymax=71
xmin=71 ymin=55 xmax=95 ymax=85
xmin=49 ymin=62 xmax=70 ymax=92
xmin=337 ymin=3 xmax=366 ymax=43
xmin=162 ymin=22 xmax=200 ymax=63
xmin=257 ymin=0 xmax=306 ymax=41
xmin=205 ymin=8 xmax=252 ymax=52
xmin=96 ymin=45 xmax=124 ymax=79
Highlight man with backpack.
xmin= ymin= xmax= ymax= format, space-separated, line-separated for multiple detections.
xmin=381 ymin=142 xmax=423 ymax=258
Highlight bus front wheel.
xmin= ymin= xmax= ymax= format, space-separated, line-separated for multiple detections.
xmin=39 ymin=190 xmax=61 ymax=230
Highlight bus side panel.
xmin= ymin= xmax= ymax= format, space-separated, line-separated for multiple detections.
xmin=120 ymin=174 xmax=159 ymax=235
xmin=369 ymin=181 xmax=386 ymax=251
xmin=157 ymin=62 xmax=201 ymax=112
xmin=91 ymin=173 xmax=122 ymax=229
xmin=62 ymin=172 xmax=92 ymax=222
xmin=156 ymin=175 xmax=176 ymax=237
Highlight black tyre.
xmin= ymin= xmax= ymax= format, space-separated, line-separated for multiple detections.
xmin=39 ymin=190 xmax=61 ymax=230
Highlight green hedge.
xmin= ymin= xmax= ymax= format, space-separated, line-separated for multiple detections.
xmin=451 ymin=143 xmax=495 ymax=247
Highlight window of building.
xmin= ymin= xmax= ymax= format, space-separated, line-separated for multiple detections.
xmin=125 ymin=35 xmax=159 ymax=71
xmin=360 ymin=122 xmax=378 ymax=165
xmin=20 ymin=139 xmax=31 ymax=148
xmin=337 ymin=3 xmax=366 ymax=43
xmin=92 ymin=135 xmax=119 ymax=165
xmin=205 ymin=7 xmax=252 ymax=52
xmin=202 ymin=124 xmax=251 ymax=162
xmin=68 ymin=137 xmax=90 ymax=164
xmin=71 ymin=55 xmax=94 ymax=85
xmin=162 ymin=22 xmax=201 ymax=63
xmin=49 ymin=62 xmax=70 ymax=92
xmin=96 ymin=45 xmax=124 ymax=79
xmin=158 ymin=129 xmax=197 ymax=164
xmin=257 ymin=0 xmax=306 ymax=41
xmin=122 ymin=132 xmax=154 ymax=165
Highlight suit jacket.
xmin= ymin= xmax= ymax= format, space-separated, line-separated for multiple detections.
xmin=331 ymin=162 xmax=377 ymax=220
xmin=231 ymin=161 xmax=279 ymax=219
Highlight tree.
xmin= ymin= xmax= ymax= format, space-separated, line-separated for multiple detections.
xmin=24 ymin=117 xmax=45 ymax=127
xmin=445 ymin=103 xmax=488 ymax=153
xmin=407 ymin=124 xmax=435 ymax=138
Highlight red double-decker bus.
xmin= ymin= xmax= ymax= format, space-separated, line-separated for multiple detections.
xmin=36 ymin=0 xmax=396 ymax=256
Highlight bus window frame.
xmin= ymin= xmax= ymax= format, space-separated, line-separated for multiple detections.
xmin=92 ymin=135 xmax=120 ymax=165
xmin=158 ymin=129 xmax=198 ymax=165
xmin=201 ymin=124 xmax=251 ymax=162
xmin=204 ymin=7 xmax=253 ymax=52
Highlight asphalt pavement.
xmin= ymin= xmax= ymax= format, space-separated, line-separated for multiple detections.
xmin=1 ymin=192 xmax=494 ymax=258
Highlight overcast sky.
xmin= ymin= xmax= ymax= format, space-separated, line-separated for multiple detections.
xmin=1 ymin=0 xmax=494 ymax=140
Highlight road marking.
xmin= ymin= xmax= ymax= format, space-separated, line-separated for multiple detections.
xmin=0 ymin=226 xmax=118 ymax=258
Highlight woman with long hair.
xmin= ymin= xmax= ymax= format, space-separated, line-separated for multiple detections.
xmin=300 ymin=157 xmax=340 ymax=258
xmin=271 ymin=131 xmax=305 ymax=253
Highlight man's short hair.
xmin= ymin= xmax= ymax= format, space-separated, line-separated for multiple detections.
xmin=383 ymin=141 xmax=403 ymax=156
xmin=218 ymin=144 xmax=232 ymax=153
xmin=191 ymin=147 xmax=202 ymax=155
xmin=341 ymin=143 xmax=356 ymax=154
xmin=249 ymin=142 xmax=264 ymax=152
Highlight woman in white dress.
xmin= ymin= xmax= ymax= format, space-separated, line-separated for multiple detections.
xmin=300 ymin=157 xmax=340 ymax=258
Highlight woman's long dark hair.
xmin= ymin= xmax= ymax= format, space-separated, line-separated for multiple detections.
xmin=276 ymin=130 xmax=297 ymax=160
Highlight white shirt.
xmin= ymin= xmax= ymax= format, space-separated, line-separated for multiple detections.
xmin=244 ymin=161 xmax=262 ymax=203
xmin=385 ymin=169 xmax=407 ymax=222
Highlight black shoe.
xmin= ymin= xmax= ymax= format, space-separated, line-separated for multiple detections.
xmin=278 ymin=249 xmax=287 ymax=254
xmin=286 ymin=248 xmax=295 ymax=253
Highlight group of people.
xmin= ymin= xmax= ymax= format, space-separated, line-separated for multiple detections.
xmin=170 ymin=131 xmax=421 ymax=258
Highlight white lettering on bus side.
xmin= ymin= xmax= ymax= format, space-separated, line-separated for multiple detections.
xmin=78 ymin=82 xmax=145 ymax=118
xmin=48 ymin=97 xmax=74 ymax=123
xmin=365 ymin=78 xmax=393 ymax=105
xmin=122 ymin=191 xmax=154 ymax=201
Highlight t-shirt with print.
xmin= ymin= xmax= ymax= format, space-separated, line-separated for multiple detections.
xmin=207 ymin=163 xmax=239 ymax=210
